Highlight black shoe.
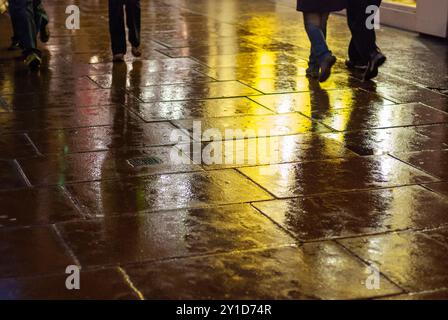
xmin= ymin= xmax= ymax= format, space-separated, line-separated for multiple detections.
xmin=363 ymin=52 xmax=386 ymax=81
xmin=24 ymin=52 xmax=42 ymax=70
xmin=345 ymin=59 xmax=367 ymax=70
xmin=319 ymin=54 xmax=336 ymax=83
xmin=40 ymin=22 xmax=50 ymax=43
xmin=306 ymin=66 xmax=319 ymax=79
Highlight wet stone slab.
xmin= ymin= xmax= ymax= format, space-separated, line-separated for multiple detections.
xmin=0 ymin=134 xmax=39 ymax=159
xmin=0 ymin=268 xmax=140 ymax=300
xmin=338 ymin=230 xmax=448 ymax=292
xmin=322 ymin=125 xmax=448 ymax=155
xmin=66 ymin=169 xmax=273 ymax=216
xmin=56 ymin=204 xmax=294 ymax=266
xmin=129 ymin=81 xmax=261 ymax=102
xmin=89 ymin=69 xmax=215 ymax=88
xmin=125 ymin=97 xmax=273 ymax=122
xmin=312 ymin=103 xmax=448 ymax=132
xmin=124 ymin=244 xmax=401 ymax=300
xmin=252 ymin=185 xmax=448 ymax=241
xmin=0 ymin=106 xmax=142 ymax=133
xmin=238 ymin=155 xmax=437 ymax=198
xmin=392 ymin=150 xmax=448 ymax=180
xmin=0 ymin=187 xmax=81 ymax=228
xmin=2 ymin=88 xmax=139 ymax=110
xmin=249 ymin=89 xmax=395 ymax=115
xmin=423 ymin=182 xmax=448 ymax=198
xmin=240 ymin=73 xmax=363 ymax=94
xmin=0 ymin=160 xmax=26 ymax=190
xmin=18 ymin=147 xmax=201 ymax=186
xmin=183 ymin=134 xmax=358 ymax=169
xmin=0 ymin=226 xmax=75 ymax=278
xmin=173 ymin=114 xmax=331 ymax=141
xmin=27 ymin=122 xmax=190 ymax=155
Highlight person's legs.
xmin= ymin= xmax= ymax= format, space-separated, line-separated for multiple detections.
xmin=125 ymin=0 xmax=141 ymax=57
xmin=303 ymin=12 xmax=331 ymax=65
xmin=33 ymin=0 xmax=50 ymax=42
xmin=346 ymin=1 xmax=367 ymax=67
xmin=9 ymin=0 xmax=41 ymax=69
xmin=9 ymin=11 xmax=21 ymax=50
xmin=125 ymin=0 xmax=140 ymax=48
xmin=303 ymin=12 xmax=335 ymax=82
xmin=9 ymin=0 xmax=39 ymax=54
xmin=109 ymin=0 xmax=127 ymax=56
xmin=347 ymin=0 xmax=382 ymax=61
xmin=349 ymin=0 xmax=385 ymax=80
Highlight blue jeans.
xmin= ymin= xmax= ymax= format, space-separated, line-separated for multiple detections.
xmin=9 ymin=0 xmax=48 ymax=54
xmin=303 ymin=12 xmax=331 ymax=70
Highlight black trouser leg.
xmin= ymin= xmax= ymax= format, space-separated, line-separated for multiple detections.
xmin=125 ymin=0 xmax=141 ymax=48
xmin=109 ymin=0 xmax=127 ymax=55
xmin=33 ymin=0 xmax=49 ymax=32
xmin=9 ymin=0 xmax=39 ymax=55
xmin=347 ymin=0 xmax=381 ymax=62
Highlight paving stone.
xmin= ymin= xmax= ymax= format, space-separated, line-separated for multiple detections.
xmin=0 ymin=226 xmax=75 ymax=278
xmin=124 ymin=244 xmax=401 ymax=299
xmin=238 ymin=155 xmax=437 ymax=198
xmin=0 ymin=268 xmax=139 ymax=300
xmin=126 ymin=97 xmax=273 ymax=122
xmin=252 ymin=186 xmax=448 ymax=241
xmin=173 ymin=114 xmax=331 ymax=141
xmin=57 ymin=204 xmax=293 ymax=266
xmin=66 ymin=170 xmax=273 ymax=216
xmin=0 ymin=187 xmax=81 ymax=227
xmin=392 ymin=150 xmax=448 ymax=180
xmin=339 ymin=231 xmax=448 ymax=291
xmin=313 ymin=103 xmax=448 ymax=132
xmin=250 ymin=89 xmax=395 ymax=115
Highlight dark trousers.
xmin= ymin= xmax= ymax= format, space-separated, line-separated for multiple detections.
xmin=347 ymin=0 xmax=382 ymax=64
xmin=9 ymin=0 xmax=48 ymax=53
xmin=108 ymin=0 xmax=141 ymax=55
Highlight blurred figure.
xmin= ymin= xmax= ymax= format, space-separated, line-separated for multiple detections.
xmin=108 ymin=0 xmax=141 ymax=62
xmin=297 ymin=0 xmax=347 ymax=82
xmin=346 ymin=0 xmax=386 ymax=81
xmin=8 ymin=0 xmax=50 ymax=69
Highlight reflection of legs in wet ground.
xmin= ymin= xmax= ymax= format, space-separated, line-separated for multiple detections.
xmin=8 ymin=0 xmax=50 ymax=69
xmin=346 ymin=0 xmax=386 ymax=80
xmin=303 ymin=12 xmax=337 ymax=83
xmin=108 ymin=0 xmax=141 ymax=62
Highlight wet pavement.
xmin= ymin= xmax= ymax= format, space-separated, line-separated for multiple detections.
xmin=0 ymin=0 xmax=448 ymax=300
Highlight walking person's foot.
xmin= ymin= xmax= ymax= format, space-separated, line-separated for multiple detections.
xmin=40 ymin=22 xmax=50 ymax=43
xmin=24 ymin=52 xmax=42 ymax=71
xmin=363 ymin=52 xmax=387 ymax=81
xmin=306 ymin=66 xmax=319 ymax=79
xmin=319 ymin=54 xmax=336 ymax=83
xmin=113 ymin=53 xmax=125 ymax=62
xmin=131 ymin=46 xmax=142 ymax=57
xmin=345 ymin=59 xmax=367 ymax=70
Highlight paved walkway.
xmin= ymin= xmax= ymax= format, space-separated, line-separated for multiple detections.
xmin=1 ymin=0 xmax=448 ymax=299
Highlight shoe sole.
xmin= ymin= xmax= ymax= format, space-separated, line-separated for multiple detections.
xmin=319 ymin=56 xmax=336 ymax=83
xmin=27 ymin=58 xmax=41 ymax=71
xmin=364 ymin=56 xmax=386 ymax=81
